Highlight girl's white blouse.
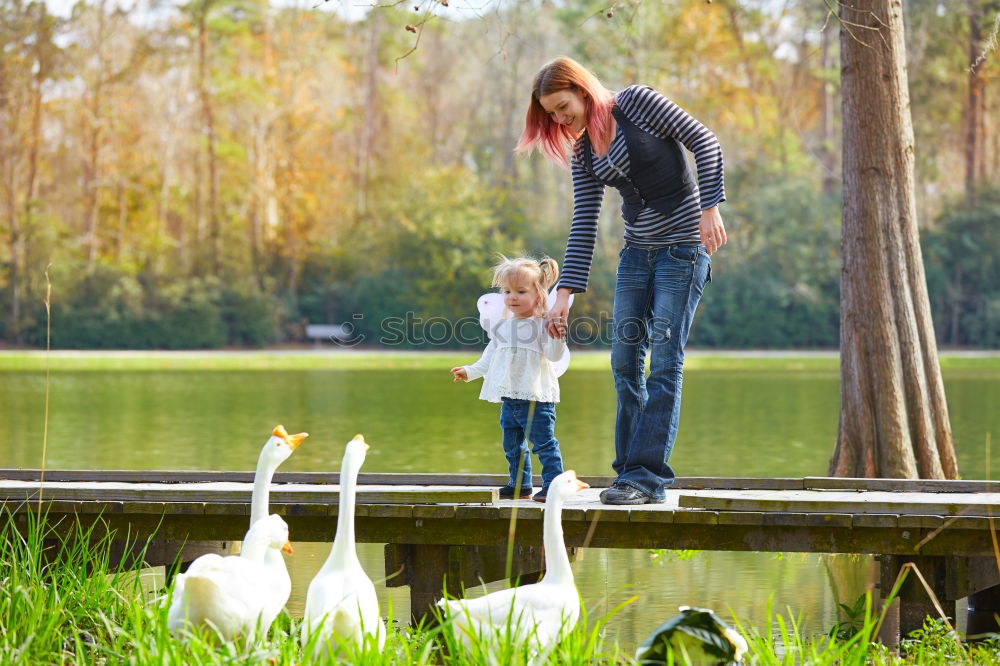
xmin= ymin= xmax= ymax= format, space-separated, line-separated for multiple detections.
xmin=462 ymin=317 xmax=567 ymax=403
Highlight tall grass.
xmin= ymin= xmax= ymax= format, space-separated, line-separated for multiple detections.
xmin=4 ymin=512 xmax=1000 ymax=664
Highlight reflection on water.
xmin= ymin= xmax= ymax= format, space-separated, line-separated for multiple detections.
xmin=2 ymin=365 xmax=997 ymax=647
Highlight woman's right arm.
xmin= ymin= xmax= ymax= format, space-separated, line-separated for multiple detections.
xmin=559 ymin=159 xmax=605 ymax=294
xmin=548 ymin=159 xmax=604 ymax=336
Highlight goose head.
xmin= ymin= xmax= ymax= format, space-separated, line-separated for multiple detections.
xmin=340 ymin=434 xmax=370 ymax=476
xmin=258 ymin=425 xmax=309 ymax=471
xmin=243 ymin=514 xmax=294 ymax=556
xmin=546 ymin=470 xmax=589 ymax=503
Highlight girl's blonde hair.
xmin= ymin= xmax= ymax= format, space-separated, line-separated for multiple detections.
xmin=492 ymin=255 xmax=559 ymax=317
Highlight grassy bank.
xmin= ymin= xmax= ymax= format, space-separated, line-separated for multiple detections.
xmin=4 ymin=512 xmax=1000 ymax=665
xmin=0 ymin=349 xmax=997 ymax=372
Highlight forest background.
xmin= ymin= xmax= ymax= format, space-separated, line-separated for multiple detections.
xmin=1 ymin=0 xmax=998 ymax=350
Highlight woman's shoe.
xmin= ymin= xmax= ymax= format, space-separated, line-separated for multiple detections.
xmin=599 ymin=483 xmax=662 ymax=505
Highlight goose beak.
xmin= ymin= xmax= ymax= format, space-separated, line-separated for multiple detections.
xmin=281 ymin=541 xmax=294 ymax=555
xmin=566 ymin=470 xmax=589 ymax=491
xmin=353 ymin=433 xmax=370 ymax=451
xmin=272 ymin=425 xmax=308 ymax=450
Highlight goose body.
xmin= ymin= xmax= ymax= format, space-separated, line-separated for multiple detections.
xmin=167 ymin=514 xmax=294 ymax=640
xmin=437 ymin=470 xmax=589 ymax=659
xmin=302 ymin=435 xmax=385 ymax=656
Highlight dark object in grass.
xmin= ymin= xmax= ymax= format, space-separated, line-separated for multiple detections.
xmin=635 ymin=606 xmax=748 ymax=665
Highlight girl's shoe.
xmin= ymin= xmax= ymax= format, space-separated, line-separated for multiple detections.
xmin=531 ymin=485 xmax=550 ymax=503
xmin=498 ymin=484 xmax=533 ymax=499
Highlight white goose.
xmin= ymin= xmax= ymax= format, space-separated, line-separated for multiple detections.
xmin=167 ymin=514 xmax=294 ymax=640
xmin=249 ymin=424 xmax=307 ymax=607
xmin=302 ymin=434 xmax=385 ymax=656
xmin=437 ymin=470 xmax=589 ymax=660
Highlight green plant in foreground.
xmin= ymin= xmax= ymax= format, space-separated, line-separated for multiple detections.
xmin=7 ymin=511 xmax=1000 ymax=664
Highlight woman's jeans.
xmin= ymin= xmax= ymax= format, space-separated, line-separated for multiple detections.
xmin=611 ymin=243 xmax=711 ymax=500
xmin=500 ymin=398 xmax=564 ymax=490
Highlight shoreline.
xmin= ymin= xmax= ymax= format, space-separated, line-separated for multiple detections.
xmin=0 ymin=348 xmax=997 ymax=371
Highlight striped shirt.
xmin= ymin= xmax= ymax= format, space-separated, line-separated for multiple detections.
xmin=558 ymin=85 xmax=726 ymax=293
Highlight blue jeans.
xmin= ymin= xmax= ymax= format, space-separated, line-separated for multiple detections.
xmin=500 ymin=398 xmax=564 ymax=489
xmin=611 ymin=243 xmax=711 ymax=500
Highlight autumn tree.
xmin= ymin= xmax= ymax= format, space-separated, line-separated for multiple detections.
xmin=829 ymin=0 xmax=958 ymax=479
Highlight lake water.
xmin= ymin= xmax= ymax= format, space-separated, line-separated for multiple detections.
xmin=2 ymin=362 xmax=997 ymax=648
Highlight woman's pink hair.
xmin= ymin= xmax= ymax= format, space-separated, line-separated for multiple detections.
xmin=515 ymin=57 xmax=615 ymax=168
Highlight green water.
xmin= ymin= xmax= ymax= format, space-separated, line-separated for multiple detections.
xmin=2 ymin=365 xmax=998 ymax=647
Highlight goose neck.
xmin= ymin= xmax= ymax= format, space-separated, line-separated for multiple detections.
xmin=541 ymin=496 xmax=573 ymax=585
xmin=324 ymin=459 xmax=362 ymax=570
xmin=250 ymin=453 xmax=278 ymax=526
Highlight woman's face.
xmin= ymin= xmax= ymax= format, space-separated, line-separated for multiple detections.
xmin=537 ymin=88 xmax=587 ymax=133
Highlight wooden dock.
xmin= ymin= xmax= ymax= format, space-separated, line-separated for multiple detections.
xmin=4 ymin=469 xmax=1000 ymax=642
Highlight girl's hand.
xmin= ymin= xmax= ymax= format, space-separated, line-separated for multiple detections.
xmin=699 ymin=205 xmax=727 ymax=255
xmin=546 ymin=288 xmax=573 ymax=338
xmin=451 ymin=367 xmax=468 ymax=382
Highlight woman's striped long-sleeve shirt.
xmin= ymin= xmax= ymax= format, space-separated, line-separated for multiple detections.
xmin=558 ymin=85 xmax=726 ymax=293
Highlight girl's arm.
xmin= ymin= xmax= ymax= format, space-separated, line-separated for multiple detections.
xmin=543 ymin=327 xmax=567 ymax=363
xmin=461 ymin=338 xmax=497 ymax=382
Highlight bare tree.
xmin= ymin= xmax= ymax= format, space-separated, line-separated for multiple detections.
xmin=830 ymin=0 xmax=958 ymax=479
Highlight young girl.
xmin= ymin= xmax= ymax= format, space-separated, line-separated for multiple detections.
xmin=451 ymin=256 xmax=567 ymax=502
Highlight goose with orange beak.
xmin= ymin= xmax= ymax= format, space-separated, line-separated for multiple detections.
xmin=248 ymin=425 xmax=308 ymax=617
xmin=437 ymin=470 xmax=589 ymax=663
xmin=168 ymin=514 xmax=296 ymax=640
xmin=302 ymin=434 xmax=386 ymax=655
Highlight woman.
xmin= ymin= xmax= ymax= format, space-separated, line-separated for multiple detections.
xmin=516 ymin=57 xmax=727 ymax=505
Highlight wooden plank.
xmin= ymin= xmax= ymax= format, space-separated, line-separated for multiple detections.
xmin=676 ymin=477 xmax=805 ymax=491
xmin=898 ymin=515 xmax=945 ymax=529
xmin=673 ymin=510 xmax=719 ymax=525
xmin=202 ymin=503 xmax=248 ymax=516
xmin=581 ymin=507 xmax=630 ymax=523
xmin=629 ymin=510 xmax=675 ymax=524
xmin=718 ymin=511 xmax=765 ymax=526
xmin=497 ymin=505 xmax=543 ymax=520
xmin=0 ymin=480 xmax=496 ymax=506
xmin=366 ymin=505 xmax=413 ymax=519
xmin=805 ymin=476 xmax=1000 ymax=493
xmin=413 ymin=505 xmax=456 ymax=519
xmin=1 ymin=469 xmax=826 ymax=491
xmin=762 ymin=513 xmax=853 ymax=528
xmin=677 ymin=489 xmax=1000 ymax=517
xmin=853 ymin=514 xmax=899 ymax=529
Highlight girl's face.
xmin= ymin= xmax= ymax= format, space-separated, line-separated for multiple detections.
xmin=502 ymin=277 xmax=540 ymax=318
xmin=537 ymin=88 xmax=588 ymax=133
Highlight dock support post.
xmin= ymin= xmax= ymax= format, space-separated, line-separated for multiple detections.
xmin=877 ymin=555 xmax=951 ymax=645
xmin=386 ymin=544 xmax=462 ymax=626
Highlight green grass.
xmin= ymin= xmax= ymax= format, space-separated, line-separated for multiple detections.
xmin=5 ymin=511 xmax=1000 ymax=665
xmin=0 ymin=349 xmax=996 ymax=372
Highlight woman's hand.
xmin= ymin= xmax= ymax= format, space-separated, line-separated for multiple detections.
xmin=699 ymin=206 xmax=728 ymax=255
xmin=450 ymin=367 xmax=468 ymax=382
xmin=546 ymin=288 xmax=573 ymax=338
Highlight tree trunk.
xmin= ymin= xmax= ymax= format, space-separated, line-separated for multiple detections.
xmin=196 ymin=1 xmax=220 ymax=276
xmin=966 ymin=0 xmax=985 ymax=200
xmin=820 ymin=19 xmax=837 ymax=197
xmin=830 ymin=0 xmax=958 ymax=480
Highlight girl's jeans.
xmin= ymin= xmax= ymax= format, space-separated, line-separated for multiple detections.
xmin=500 ymin=398 xmax=564 ymax=490
xmin=611 ymin=243 xmax=711 ymax=500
